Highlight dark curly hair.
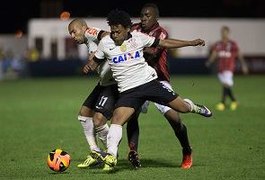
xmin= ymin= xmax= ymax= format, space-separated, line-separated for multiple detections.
xmin=107 ymin=9 xmax=132 ymax=28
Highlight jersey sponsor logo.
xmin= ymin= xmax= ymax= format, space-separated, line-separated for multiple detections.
xmin=112 ymin=50 xmax=141 ymax=64
xmin=120 ymin=44 xmax=127 ymax=52
xmin=86 ymin=27 xmax=99 ymax=37
xmin=218 ymin=51 xmax=231 ymax=58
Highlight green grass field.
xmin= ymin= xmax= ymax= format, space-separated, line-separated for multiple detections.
xmin=0 ymin=75 xmax=264 ymax=180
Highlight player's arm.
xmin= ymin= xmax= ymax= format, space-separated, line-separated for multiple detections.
xmin=143 ymin=46 xmax=163 ymax=60
xmin=83 ymin=41 xmax=106 ymax=74
xmin=157 ymin=38 xmax=205 ymax=48
xmin=237 ymin=51 xmax=249 ymax=74
xmin=83 ymin=56 xmax=104 ymax=74
xmin=143 ymin=31 xmax=167 ymax=60
xmin=205 ymin=50 xmax=217 ymax=67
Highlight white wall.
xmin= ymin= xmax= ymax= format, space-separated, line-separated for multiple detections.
xmin=28 ymin=18 xmax=265 ymax=59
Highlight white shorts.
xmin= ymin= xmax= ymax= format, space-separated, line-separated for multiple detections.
xmin=141 ymin=81 xmax=172 ymax=115
xmin=218 ymin=71 xmax=234 ymax=87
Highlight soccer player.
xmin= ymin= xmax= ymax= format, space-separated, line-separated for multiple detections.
xmin=127 ymin=3 xmax=193 ymax=169
xmin=68 ymin=18 xmax=116 ymax=168
xmin=83 ymin=9 xmax=212 ymax=171
xmin=205 ymin=26 xmax=248 ymax=111
xmin=68 ymin=18 xmax=152 ymax=169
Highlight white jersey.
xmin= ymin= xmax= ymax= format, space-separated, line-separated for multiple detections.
xmin=84 ymin=27 xmax=116 ymax=86
xmin=95 ymin=31 xmax=158 ymax=92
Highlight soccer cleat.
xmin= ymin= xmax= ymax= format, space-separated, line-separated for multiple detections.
xmin=194 ymin=104 xmax=212 ymax=117
xmin=77 ymin=152 xmax=99 ymax=168
xmin=184 ymin=99 xmax=212 ymax=117
xmin=102 ymin=154 xmax=117 ymax=172
xmin=215 ymin=102 xmax=225 ymax=111
xmin=181 ymin=154 xmax=193 ymax=169
xmin=91 ymin=150 xmax=107 ymax=161
xmin=128 ymin=150 xmax=141 ymax=169
xmin=230 ymin=101 xmax=238 ymax=111
xmin=77 ymin=150 xmax=106 ymax=168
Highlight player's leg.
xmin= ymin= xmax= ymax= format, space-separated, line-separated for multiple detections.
xmin=78 ymin=106 xmax=98 ymax=151
xmin=223 ymin=71 xmax=237 ymax=110
xmin=163 ymin=109 xmax=192 ymax=169
xmin=154 ymin=81 xmax=192 ymax=168
xmin=145 ymin=80 xmax=212 ymax=117
xmin=93 ymin=84 xmax=119 ymax=149
xmin=78 ymin=105 xmax=103 ymax=168
xmin=77 ymin=84 xmax=104 ymax=168
xmin=126 ymin=109 xmax=141 ymax=168
xmin=103 ymin=89 xmax=145 ymax=171
xmin=217 ymin=71 xmax=237 ymax=110
xmin=93 ymin=112 xmax=109 ymax=149
xmin=102 ymin=106 xmax=136 ymax=171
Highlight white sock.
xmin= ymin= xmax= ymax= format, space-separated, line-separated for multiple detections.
xmin=78 ymin=115 xmax=100 ymax=152
xmin=183 ymin=99 xmax=195 ymax=112
xmin=95 ymin=124 xmax=109 ymax=149
xmin=107 ymin=124 xmax=122 ymax=158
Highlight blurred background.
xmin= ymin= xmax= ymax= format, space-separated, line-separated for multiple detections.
xmin=0 ymin=0 xmax=264 ymax=79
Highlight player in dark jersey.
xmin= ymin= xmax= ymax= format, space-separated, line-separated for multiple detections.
xmin=206 ymin=26 xmax=248 ymax=111
xmin=127 ymin=3 xmax=193 ymax=169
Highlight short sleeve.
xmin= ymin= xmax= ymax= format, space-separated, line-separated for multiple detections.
xmin=138 ymin=32 xmax=156 ymax=47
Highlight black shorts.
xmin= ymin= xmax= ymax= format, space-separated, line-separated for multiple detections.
xmin=115 ymin=80 xmax=178 ymax=110
xmin=82 ymin=83 xmax=119 ymax=120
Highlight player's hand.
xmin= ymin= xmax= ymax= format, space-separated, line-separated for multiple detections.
xmin=82 ymin=64 xmax=92 ymax=74
xmin=191 ymin=39 xmax=205 ymax=46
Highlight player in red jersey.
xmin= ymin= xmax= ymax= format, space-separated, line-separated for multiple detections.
xmin=126 ymin=3 xmax=193 ymax=169
xmin=206 ymin=26 xmax=248 ymax=111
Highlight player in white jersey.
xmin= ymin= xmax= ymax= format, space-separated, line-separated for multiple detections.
xmin=83 ymin=10 xmax=212 ymax=171
xmin=68 ymin=19 xmax=117 ymax=168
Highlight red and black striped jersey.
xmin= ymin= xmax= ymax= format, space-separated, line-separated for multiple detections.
xmin=212 ymin=40 xmax=239 ymax=72
xmin=131 ymin=22 xmax=170 ymax=82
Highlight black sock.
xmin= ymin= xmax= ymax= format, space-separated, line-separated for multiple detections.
xmin=168 ymin=119 xmax=192 ymax=155
xmin=126 ymin=110 xmax=141 ymax=152
xmin=222 ymin=87 xmax=229 ymax=103
xmin=227 ymin=87 xmax=236 ymax=101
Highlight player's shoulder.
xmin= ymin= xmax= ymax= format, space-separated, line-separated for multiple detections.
xmin=157 ymin=25 xmax=168 ymax=34
xmin=98 ymin=35 xmax=115 ymax=50
xmin=131 ymin=23 xmax=141 ymax=31
xmin=131 ymin=31 xmax=148 ymax=38
xmin=100 ymin=34 xmax=112 ymax=42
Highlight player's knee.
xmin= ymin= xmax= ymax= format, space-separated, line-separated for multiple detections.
xmin=169 ymin=99 xmax=190 ymax=113
xmin=79 ymin=106 xmax=94 ymax=117
xmin=93 ymin=112 xmax=107 ymax=127
xmin=164 ymin=109 xmax=181 ymax=123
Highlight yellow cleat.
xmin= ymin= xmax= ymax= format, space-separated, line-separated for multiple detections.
xmin=77 ymin=155 xmax=97 ymax=168
xmin=77 ymin=151 xmax=102 ymax=168
xmin=215 ymin=103 xmax=225 ymax=111
xmin=230 ymin=101 xmax=238 ymax=111
xmin=102 ymin=154 xmax=117 ymax=172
